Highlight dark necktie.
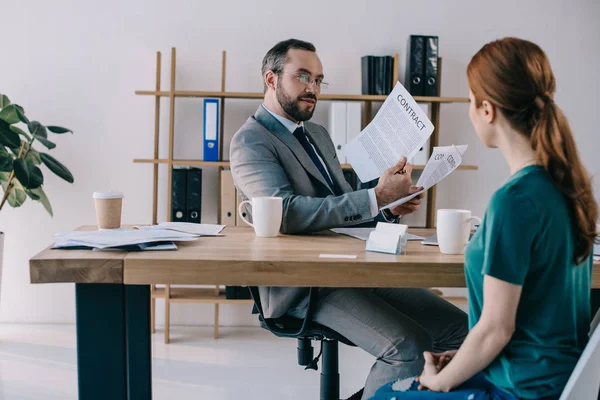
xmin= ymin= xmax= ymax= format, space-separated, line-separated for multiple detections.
xmin=293 ymin=126 xmax=334 ymax=191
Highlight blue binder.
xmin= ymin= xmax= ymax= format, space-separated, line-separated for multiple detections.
xmin=203 ymin=98 xmax=220 ymax=161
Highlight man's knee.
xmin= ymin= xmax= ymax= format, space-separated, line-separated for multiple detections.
xmin=381 ymin=332 xmax=432 ymax=364
xmin=435 ymin=311 xmax=469 ymax=351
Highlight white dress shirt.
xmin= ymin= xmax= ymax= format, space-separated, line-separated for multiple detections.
xmin=262 ymin=104 xmax=379 ymax=218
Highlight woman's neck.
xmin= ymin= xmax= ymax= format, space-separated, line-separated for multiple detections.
xmin=496 ymin=125 xmax=537 ymax=175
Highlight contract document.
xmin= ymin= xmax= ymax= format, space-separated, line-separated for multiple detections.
xmin=381 ymin=144 xmax=468 ymax=210
xmin=345 ymin=81 xmax=434 ymax=182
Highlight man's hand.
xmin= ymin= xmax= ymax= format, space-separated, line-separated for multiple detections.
xmin=374 ymin=158 xmax=413 ymax=208
xmin=389 ymin=186 xmax=424 ymax=216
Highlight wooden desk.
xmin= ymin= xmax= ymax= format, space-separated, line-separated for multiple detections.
xmin=29 ymin=226 xmax=600 ymax=400
xmin=124 ymin=228 xmax=468 ymax=288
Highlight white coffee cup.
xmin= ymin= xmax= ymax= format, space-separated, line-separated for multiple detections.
xmin=437 ymin=209 xmax=482 ymax=254
xmin=238 ymin=196 xmax=283 ymax=237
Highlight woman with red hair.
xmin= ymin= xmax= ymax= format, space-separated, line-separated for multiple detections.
xmin=370 ymin=37 xmax=598 ymax=400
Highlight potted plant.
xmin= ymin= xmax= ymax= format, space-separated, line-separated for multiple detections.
xmin=0 ymin=93 xmax=75 ymax=301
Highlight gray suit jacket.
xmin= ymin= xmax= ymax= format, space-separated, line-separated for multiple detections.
xmin=229 ymin=105 xmax=374 ymax=318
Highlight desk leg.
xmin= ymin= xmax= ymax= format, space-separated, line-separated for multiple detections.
xmin=75 ymin=284 xmax=127 ymax=400
xmin=125 ymin=285 xmax=152 ymax=399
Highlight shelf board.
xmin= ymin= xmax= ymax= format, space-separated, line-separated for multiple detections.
xmin=134 ymin=158 xmax=478 ymax=171
xmin=135 ymin=90 xmax=468 ymax=103
xmin=153 ymin=287 xmax=254 ymax=304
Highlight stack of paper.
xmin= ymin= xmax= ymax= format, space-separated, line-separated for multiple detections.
xmin=141 ymin=222 xmax=225 ymax=236
xmin=54 ymin=228 xmax=200 ymax=251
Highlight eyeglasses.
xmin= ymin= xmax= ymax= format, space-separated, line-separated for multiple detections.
xmin=284 ymin=72 xmax=329 ymax=90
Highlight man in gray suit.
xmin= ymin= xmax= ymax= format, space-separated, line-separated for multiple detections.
xmin=230 ymin=39 xmax=467 ymax=400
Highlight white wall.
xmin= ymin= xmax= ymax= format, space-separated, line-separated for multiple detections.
xmin=1 ymin=0 xmax=598 ymax=325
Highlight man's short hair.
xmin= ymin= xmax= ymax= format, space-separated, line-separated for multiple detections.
xmin=261 ymin=39 xmax=316 ymax=92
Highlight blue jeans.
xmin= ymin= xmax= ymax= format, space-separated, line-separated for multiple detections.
xmin=369 ymin=373 xmax=519 ymax=400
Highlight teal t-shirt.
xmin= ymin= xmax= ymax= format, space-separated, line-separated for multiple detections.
xmin=464 ymin=165 xmax=592 ymax=399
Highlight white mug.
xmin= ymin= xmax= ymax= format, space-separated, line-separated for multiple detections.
xmin=238 ymin=196 xmax=283 ymax=237
xmin=437 ymin=209 xmax=482 ymax=254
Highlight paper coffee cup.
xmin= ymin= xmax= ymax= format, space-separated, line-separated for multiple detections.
xmin=93 ymin=192 xmax=124 ymax=230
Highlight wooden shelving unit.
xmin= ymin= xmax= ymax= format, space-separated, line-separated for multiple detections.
xmin=136 ymin=48 xmax=475 ymax=342
xmin=133 ymin=158 xmax=478 ymax=171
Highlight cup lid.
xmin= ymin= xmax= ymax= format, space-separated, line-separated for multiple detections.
xmin=93 ymin=191 xmax=124 ymax=199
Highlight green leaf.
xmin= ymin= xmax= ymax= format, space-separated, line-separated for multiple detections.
xmin=0 ymin=149 xmax=12 ymax=172
xmin=0 ymin=94 xmax=10 ymax=109
xmin=0 ymin=171 xmax=8 ymax=182
xmin=34 ymin=135 xmax=56 ymax=150
xmin=10 ymin=125 xmax=32 ymax=140
xmin=28 ymin=121 xmax=47 ymax=139
xmin=26 ymin=147 xmax=42 ymax=165
xmin=0 ymin=104 xmax=20 ymax=124
xmin=30 ymin=186 xmax=53 ymax=216
xmin=26 ymin=189 xmax=40 ymax=201
xmin=0 ymin=120 xmax=21 ymax=148
xmin=8 ymin=145 xmax=23 ymax=157
xmin=40 ymin=152 xmax=74 ymax=183
xmin=26 ymin=160 xmax=43 ymax=189
xmin=1 ymin=176 xmax=26 ymax=207
xmin=14 ymin=105 xmax=28 ymax=124
xmin=13 ymin=158 xmax=29 ymax=187
xmin=47 ymin=126 xmax=72 ymax=134
xmin=13 ymin=159 xmax=43 ymax=189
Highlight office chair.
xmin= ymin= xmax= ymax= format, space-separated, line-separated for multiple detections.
xmin=249 ymin=287 xmax=356 ymax=400
xmin=559 ymin=308 xmax=600 ymax=399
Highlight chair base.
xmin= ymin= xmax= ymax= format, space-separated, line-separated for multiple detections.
xmin=320 ymin=339 xmax=340 ymax=400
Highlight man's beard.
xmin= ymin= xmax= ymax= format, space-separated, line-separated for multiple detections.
xmin=276 ymin=81 xmax=317 ymax=122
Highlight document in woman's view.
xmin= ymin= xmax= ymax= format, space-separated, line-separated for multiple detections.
xmin=344 ymin=81 xmax=467 ymax=209
xmin=381 ymin=144 xmax=468 ymax=210
xmin=345 ymin=81 xmax=434 ymax=182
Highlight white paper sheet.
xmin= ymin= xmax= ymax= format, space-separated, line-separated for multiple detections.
xmin=319 ymin=254 xmax=358 ymax=259
xmin=54 ymin=228 xmax=199 ymax=249
xmin=345 ymin=81 xmax=434 ymax=182
xmin=331 ymin=227 xmax=424 ymax=241
xmin=155 ymin=222 xmax=225 ymax=236
xmin=381 ymin=144 xmax=467 ymax=210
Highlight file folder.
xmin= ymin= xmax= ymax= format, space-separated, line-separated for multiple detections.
xmin=203 ymin=99 xmax=219 ymax=161
xmin=219 ymin=169 xmax=236 ymax=226
xmin=346 ymin=102 xmax=362 ymax=150
xmin=329 ymin=102 xmax=347 ymax=163
xmin=186 ymin=167 xmax=202 ymax=223
xmin=171 ymin=167 xmax=187 ymax=222
xmin=406 ymin=35 xmax=425 ymax=96
xmin=424 ymin=36 xmax=439 ymax=96
xmin=235 ymin=189 xmax=251 ymax=227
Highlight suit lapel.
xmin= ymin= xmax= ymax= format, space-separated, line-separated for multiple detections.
xmin=253 ymin=106 xmax=333 ymax=193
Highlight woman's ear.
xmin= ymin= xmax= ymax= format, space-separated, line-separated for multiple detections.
xmin=481 ymin=100 xmax=496 ymax=124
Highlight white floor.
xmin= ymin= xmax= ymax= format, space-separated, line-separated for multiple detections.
xmin=0 ymin=324 xmax=374 ymax=400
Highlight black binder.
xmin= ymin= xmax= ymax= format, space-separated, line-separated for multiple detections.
xmin=225 ymin=286 xmax=237 ymax=299
xmin=186 ymin=167 xmax=202 ymax=223
xmin=361 ymin=56 xmax=374 ymax=95
xmin=171 ymin=168 xmax=187 ymax=222
xmin=405 ymin=35 xmax=425 ymax=96
xmin=374 ymin=57 xmax=385 ymax=95
xmin=385 ymin=56 xmax=394 ymax=94
xmin=424 ymin=36 xmax=439 ymax=96
xmin=225 ymin=286 xmax=252 ymax=300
